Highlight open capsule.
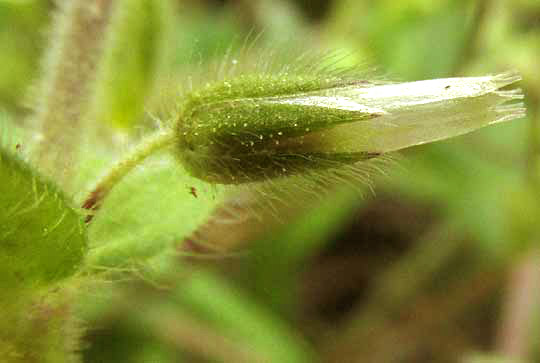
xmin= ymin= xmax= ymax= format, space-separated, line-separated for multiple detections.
xmin=175 ymin=72 xmax=524 ymax=184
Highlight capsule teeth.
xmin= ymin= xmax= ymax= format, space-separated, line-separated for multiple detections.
xmin=492 ymin=102 xmax=527 ymax=124
xmin=495 ymin=88 xmax=525 ymax=100
xmin=491 ymin=73 xmax=525 ymax=123
xmin=492 ymin=71 xmax=522 ymax=87
xmin=495 ymin=102 xmax=526 ymax=113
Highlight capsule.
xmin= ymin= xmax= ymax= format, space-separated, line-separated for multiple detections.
xmin=175 ymin=72 xmax=524 ymax=184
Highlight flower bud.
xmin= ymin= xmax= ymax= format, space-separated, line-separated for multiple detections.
xmin=175 ymin=72 xmax=524 ymax=184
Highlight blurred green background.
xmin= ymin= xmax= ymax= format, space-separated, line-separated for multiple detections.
xmin=1 ymin=0 xmax=539 ymax=362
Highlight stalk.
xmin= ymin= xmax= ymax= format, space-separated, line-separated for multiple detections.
xmin=33 ymin=0 xmax=115 ymax=189
xmin=82 ymin=130 xmax=176 ymax=223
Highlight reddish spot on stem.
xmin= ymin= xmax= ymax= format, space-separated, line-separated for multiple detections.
xmin=82 ymin=187 xmax=104 ymax=224
xmin=189 ymin=186 xmax=198 ymax=198
xmin=182 ymin=237 xmax=212 ymax=254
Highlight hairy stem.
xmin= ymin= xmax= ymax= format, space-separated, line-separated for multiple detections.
xmin=33 ymin=0 xmax=115 ymax=189
xmin=82 ymin=130 xmax=176 ymax=223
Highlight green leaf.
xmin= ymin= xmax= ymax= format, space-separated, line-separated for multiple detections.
xmin=86 ymin=153 xmax=223 ymax=269
xmin=0 ymin=147 xmax=87 ymax=296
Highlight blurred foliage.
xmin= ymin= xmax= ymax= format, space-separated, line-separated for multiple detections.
xmin=1 ymin=0 xmax=539 ymax=362
xmin=326 ymin=0 xmax=475 ymax=79
xmin=90 ymin=0 xmax=176 ymax=129
xmin=0 ymin=0 xmax=49 ymax=113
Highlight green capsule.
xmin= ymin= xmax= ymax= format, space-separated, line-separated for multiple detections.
xmin=175 ymin=74 xmax=383 ymax=184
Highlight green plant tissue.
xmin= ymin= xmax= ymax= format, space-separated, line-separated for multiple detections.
xmin=0 ymin=147 xmax=87 ymax=295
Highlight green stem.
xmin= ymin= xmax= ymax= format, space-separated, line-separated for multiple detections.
xmin=82 ymin=130 xmax=176 ymax=223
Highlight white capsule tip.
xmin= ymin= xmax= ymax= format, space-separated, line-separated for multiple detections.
xmin=492 ymin=70 xmax=522 ymax=88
